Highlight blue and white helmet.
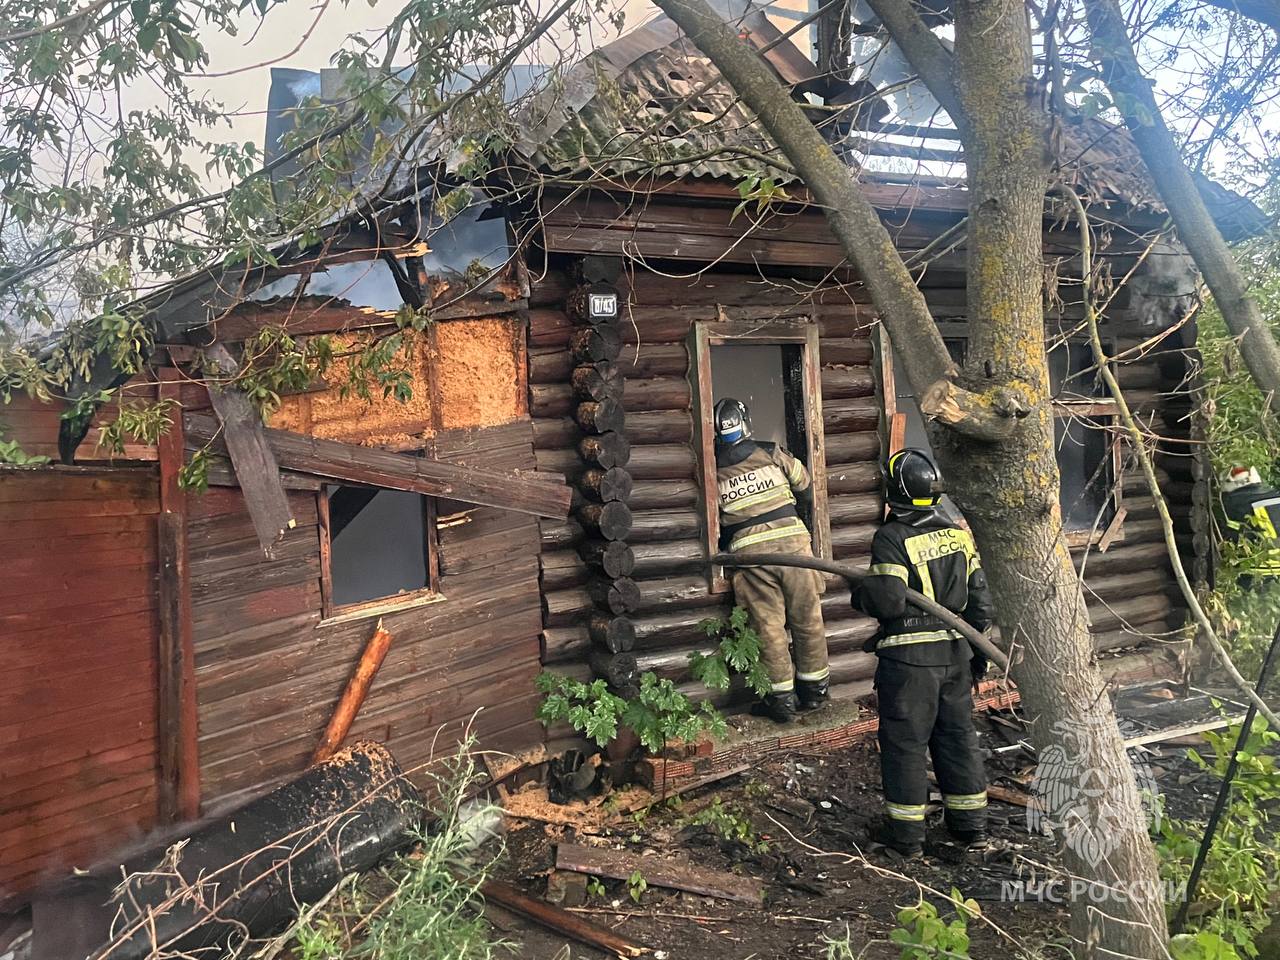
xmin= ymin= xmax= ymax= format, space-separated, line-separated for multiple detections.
xmin=714 ymin=397 xmax=752 ymax=444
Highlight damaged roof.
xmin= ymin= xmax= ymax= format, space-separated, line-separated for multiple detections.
xmin=513 ymin=14 xmax=1267 ymax=238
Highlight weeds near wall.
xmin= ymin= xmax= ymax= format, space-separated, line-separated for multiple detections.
xmin=535 ymin=672 xmax=727 ymax=754
xmin=283 ymin=740 xmax=504 ymax=960
xmin=536 ymin=606 xmax=770 ymax=753
xmin=1157 ymin=718 xmax=1280 ymax=959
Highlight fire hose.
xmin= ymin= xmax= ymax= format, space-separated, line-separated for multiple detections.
xmin=712 ymin=552 xmax=1010 ymax=670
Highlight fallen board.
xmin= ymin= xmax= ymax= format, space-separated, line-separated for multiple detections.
xmin=555 ymin=843 xmax=766 ymax=905
xmin=478 ymin=878 xmax=647 ymax=958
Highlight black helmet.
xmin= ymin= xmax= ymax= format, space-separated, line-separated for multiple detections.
xmin=885 ymin=448 xmax=942 ymax=508
xmin=714 ymin=397 xmax=752 ymax=444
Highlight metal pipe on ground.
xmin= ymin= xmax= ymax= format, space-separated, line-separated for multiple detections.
xmin=711 ymin=552 xmax=1010 ymax=670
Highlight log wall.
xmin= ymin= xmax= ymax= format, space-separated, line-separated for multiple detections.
xmin=0 ymin=466 xmax=162 ymax=908
xmin=531 ymin=266 xmax=887 ymax=705
xmin=531 ymin=246 xmax=1197 ymax=704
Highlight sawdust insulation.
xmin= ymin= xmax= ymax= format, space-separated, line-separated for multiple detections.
xmin=269 ymin=318 xmax=523 ymax=445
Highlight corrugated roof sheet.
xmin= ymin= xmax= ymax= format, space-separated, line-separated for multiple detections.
xmin=515 ymin=18 xmax=1266 ymax=237
xmin=526 ymin=42 xmax=794 ymax=184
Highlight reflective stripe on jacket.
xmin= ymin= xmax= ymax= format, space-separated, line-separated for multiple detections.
xmin=715 ymin=440 xmax=812 ymax=551
xmin=853 ymin=509 xmax=995 ymax=660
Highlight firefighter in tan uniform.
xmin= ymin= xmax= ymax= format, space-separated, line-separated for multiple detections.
xmin=714 ymin=398 xmax=829 ymax=723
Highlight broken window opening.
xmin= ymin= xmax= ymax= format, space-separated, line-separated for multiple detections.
xmin=887 ymin=331 xmax=1123 ymax=545
xmin=319 ymin=486 xmax=454 ymax=616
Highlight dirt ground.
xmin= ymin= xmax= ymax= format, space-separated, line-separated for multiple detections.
xmin=483 ymin=705 xmax=1240 ymax=960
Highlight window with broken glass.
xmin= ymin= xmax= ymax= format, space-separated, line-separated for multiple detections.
xmin=318 ymin=487 xmax=474 ymax=617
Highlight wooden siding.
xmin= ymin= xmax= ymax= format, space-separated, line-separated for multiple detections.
xmin=189 ymin=420 xmax=546 ymax=813
xmin=0 ymin=467 xmax=161 ymax=908
xmin=0 ymin=389 xmax=162 ymax=464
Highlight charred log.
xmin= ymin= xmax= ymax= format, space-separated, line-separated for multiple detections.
xmin=577 ymin=501 xmax=634 ymax=541
xmin=579 ymin=433 xmax=631 ymax=470
xmin=587 ymin=577 xmax=643 ymax=615
xmin=579 ymin=467 xmax=634 ymax=503
xmin=571 ymin=325 xmax=622 ymax=363
xmin=590 ymin=614 xmax=638 ymax=653
xmin=580 ymin=539 xmax=637 ymax=578
xmin=575 ymin=398 xmax=626 ymax=435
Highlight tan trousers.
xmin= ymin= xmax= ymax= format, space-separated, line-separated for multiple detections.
xmin=730 ymin=536 xmax=829 ymax=693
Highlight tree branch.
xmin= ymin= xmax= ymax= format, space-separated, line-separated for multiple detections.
xmin=1199 ymin=0 xmax=1280 ymax=31
xmin=651 ymin=0 xmax=1030 ymax=441
xmin=1062 ymin=183 xmax=1280 ymax=732
xmin=860 ymin=0 xmax=966 ymax=130
xmin=1083 ymin=0 xmax=1280 ymax=414
xmin=0 ymin=0 xmax=112 ymax=43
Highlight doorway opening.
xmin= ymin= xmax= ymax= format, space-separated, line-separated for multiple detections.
xmin=709 ymin=342 xmax=814 ymax=531
xmin=691 ymin=320 xmax=831 ymax=590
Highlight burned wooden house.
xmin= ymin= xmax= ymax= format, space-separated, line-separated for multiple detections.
xmin=0 ymin=6 xmax=1261 ymax=913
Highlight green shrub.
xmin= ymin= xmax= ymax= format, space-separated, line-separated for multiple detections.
xmin=536 ymin=605 xmax=771 ymax=753
xmin=1156 ymin=718 xmax=1280 ymax=958
xmin=889 ymin=889 xmax=979 ymax=960
xmin=692 ymin=606 xmax=771 ymax=696
xmin=535 ymin=672 xmax=727 ymax=753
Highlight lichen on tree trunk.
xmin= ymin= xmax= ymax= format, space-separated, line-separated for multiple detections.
xmin=940 ymin=0 xmax=1170 ymax=953
xmin=648 ymin=0 xmax=1172 ymax=953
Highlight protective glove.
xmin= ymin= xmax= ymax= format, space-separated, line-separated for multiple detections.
xmin=969 ymin=648 xmax=989 ymax=688
xmin=862 ymin=630 xmax=882 ymax=654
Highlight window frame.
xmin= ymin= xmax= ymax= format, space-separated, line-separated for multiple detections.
xmin=1051 ymin=400 xmax=1127 ymax=548
xmin=690 ymin=317 xmax=831 ymax=592
xmin=317 ymin=487 xmax=443 ymax=622
xmin=886 ymin=323 xmax=1126 ymax=549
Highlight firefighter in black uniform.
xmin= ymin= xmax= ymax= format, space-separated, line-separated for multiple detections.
xmin=851 ymin=448 xmax=995 ymax=858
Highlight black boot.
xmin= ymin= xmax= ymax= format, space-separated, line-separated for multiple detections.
xmin=870 ymin=822 xmax=924 ymax=860
xmin=947 ymin=825 xmax=989 ymax=849
xmin=796 ymin=678 xmax=829 ymax=711
xmin=750 ymin=691 xmax=799 ymax=724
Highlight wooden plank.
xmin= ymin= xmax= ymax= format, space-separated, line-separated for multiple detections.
xmin=157 ymin=513 xmax=199 ymax=822
xmin=1122 ymin=714 xmax=1245 ymax=749
xmin=801 ymin=322 xmax=833 ymax=563
xmin=157 ymin=372 xmax=199 ymax=822
xmin=2 ymin=497 xmax=158 ymax=520
xmin=0 ymin=512 xmax=157 ymax=542
xmin=186 ymin=412 xmax=572 ymax=520
xmin=478 ymin=879 xmax=647 ymax=959
xmin=200 ymin=343 xmax=297 ymax=559
xmin=0 ymin=741 xmax=155 ymax=816
xmin=0 ymin=611 xmax=160 ymax=673
xmin=0 ymin=470 xmax=156 ymax=503
xmin=555 ymin=843 xmax=765 ymax=904
xmin=0 ymin=567 xmax=158 ymax=604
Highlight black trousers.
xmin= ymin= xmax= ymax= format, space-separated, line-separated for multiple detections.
xmin=875 ymin=655 xmax=988 ymax=844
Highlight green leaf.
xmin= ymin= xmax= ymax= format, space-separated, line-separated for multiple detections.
xmin=138 ymin=22 xmax=161 ymax=52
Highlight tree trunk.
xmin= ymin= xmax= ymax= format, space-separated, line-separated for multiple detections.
xmin=946 ymin=0 xmax=1169 ymax=953
xmin=1084 ymin=0 xmax=1280 ymax=412
xmin=654 ymin=0 xmax=1171 ymax=953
